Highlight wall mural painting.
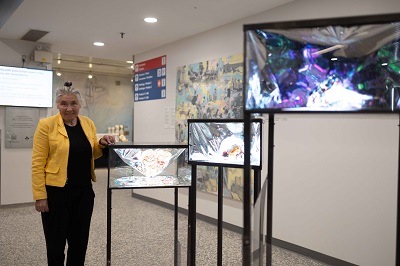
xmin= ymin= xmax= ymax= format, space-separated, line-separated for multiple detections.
xmin=176 ymin=54 xmax=253 ymax=202
xmin=53 ymin=73 xmax=133 ymax=141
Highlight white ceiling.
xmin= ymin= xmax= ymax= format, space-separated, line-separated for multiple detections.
xmin=0 ymin=0 xmax=292 ymax=75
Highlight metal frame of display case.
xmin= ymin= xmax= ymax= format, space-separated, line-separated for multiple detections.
xmin=187 ymin=118 xmax=263 ymax=266
xmin=106 ymin=142 xmax=194 ymax=266
xmin=242 ymin=13 xmax=400 ymax=266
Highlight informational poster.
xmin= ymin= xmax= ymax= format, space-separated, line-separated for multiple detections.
xmin=164 ymin=106 xmax=175 ymax=129
xmin=5 ymin=107 xmax=39 ymax=148
xmin=134 ymin=55 xmax=167 ymax=102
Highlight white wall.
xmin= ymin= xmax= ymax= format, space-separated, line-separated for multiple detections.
xmin=0 ymin=39 xmax=50 ymax=205
xmin=273 ymin=113 xmax=398 ymax=266
xmin=133 ymin=0 xmax=400 ymax=265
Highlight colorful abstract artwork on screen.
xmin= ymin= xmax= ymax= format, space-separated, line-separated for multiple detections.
xmin=245 ymin=21 xmax=400 ymax=112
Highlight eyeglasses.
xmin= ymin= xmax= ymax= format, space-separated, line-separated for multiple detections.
xmin=59 ymin=102 xmax=80 ymax=108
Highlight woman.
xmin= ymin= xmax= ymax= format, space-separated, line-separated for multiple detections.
xmin=32 ymin=81 xmax=115 ymax=265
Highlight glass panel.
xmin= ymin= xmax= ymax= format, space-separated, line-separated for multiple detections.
xmin=245 ymin=16 xmax=400 ymax=112
xmin=188 ymin=120 xmax=261 ymax=166
xmin=109 ymin=147 xmax=191 ymax=188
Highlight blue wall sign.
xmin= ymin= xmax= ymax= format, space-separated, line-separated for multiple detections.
xmin=133 ymin=55 xmax=166 ymax=102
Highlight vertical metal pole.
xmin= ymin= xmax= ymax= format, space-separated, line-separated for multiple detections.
xmin=217 ymin=166 xmax=224 ymax=266
xmin=254 ymin=169 xmax=261 ymax=203
xmin=243 ymin=113 xmax=252 ymax=265
xmin=259 ymin=173 xmax=267 ymax=266
xmin=0 ymin=129 xmax=1 ymax=205
xmin=254 ymin=167 xmax=262 ymax=264
xmin=254 ymin=169 xmax=262 ymax=264
xmin=106 ymin=148 xmax=112 ymax=266
xmin=396 ymin=114 xmax=400 ymax=266
xmin=188 ymin=164 xmax=197 ymax=266
xmin=174 ymin=188 xmax=179 ymax=266
xmin=266 ymin=114 xmax=275 ymax=266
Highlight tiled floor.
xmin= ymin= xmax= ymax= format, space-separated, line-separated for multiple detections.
xmin=0 ymin=168 xmax=327 ymax=266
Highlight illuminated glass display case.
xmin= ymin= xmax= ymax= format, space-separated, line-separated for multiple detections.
xmin=187 ymin=119 xmax=262 ymax=168
xmin=108 ymin=142 xmax=191 ymax=188
xmin=187 ymin=118 xmax=263 ymax=265
xmin=106 ymin=142 xmax=194 ymax=265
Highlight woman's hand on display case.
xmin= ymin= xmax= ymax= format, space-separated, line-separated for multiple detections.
xmin=35 ymin=199 xmax=49 ymax=213
xmin=99 ymin=135 xmax=116 ymax=146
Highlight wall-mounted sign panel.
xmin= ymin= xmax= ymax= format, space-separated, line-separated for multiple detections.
xmin=5 ymin=107 xmax=39 ymax=148
xmin=134 ymin=55 xmax=166 ymax=102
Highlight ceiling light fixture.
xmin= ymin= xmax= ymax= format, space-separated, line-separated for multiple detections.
xmin=93 ymin=42 xmax=105 ymax=46
xmin=144 ymin=17 xmax=157 ymax=23
xmin=126 ymin=60 xmax=133 ymax=64
xmin=89 ymin=63 xmax=93 ymax=68
xmin=88 ymin=73 xmax=93 ymax=79
xmin=56 ymin=71 xmax=61 ymax=76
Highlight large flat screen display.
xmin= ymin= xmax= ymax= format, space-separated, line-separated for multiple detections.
xmin=0 ymin=65 xmax=53 ymax=108
xmin=244 ymin=13 xmax=400 ymax=113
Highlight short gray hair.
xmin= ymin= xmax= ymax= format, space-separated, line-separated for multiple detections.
xmin=55 ymin=82 xmax=83 ymax=104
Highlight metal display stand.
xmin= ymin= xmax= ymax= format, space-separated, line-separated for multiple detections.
xmin=264 ymin=114 xmax=275 ymax=265
xmin=106 ymin=142 xmax=194 ymax=266
xmin=243 ymin=14 xmax=400 ymax=266
xmin=188 ymin=163 xmax=261 ymax=266
xmin=187 ymin=118 xmax=263 ymax=266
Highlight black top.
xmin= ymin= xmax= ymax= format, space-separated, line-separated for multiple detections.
xmin=64 ymin=118 xmax=92 ymax=187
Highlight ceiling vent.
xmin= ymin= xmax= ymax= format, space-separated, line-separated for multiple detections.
xmin=21 ymin=29 xmax=49 ymax=42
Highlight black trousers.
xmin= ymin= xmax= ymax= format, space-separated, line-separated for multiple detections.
xmin=41 ymin=185 xmax=95 ymax=266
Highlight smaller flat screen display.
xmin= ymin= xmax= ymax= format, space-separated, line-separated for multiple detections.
xmin=188 ymin=119 xmax=262 ymax=167
xmin=244 ymin=14 xmax=400 ymax=113
xmin=0 ymin=65 xmax=53 ymax=108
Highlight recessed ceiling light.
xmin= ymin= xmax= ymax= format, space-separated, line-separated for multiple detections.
xmin=93 ymin=42 xmax=105 ymax=46
xmin=126 ymin=60 xmax=133 ymax=64
xmin=144 ymin=17 xmax=157 ymax=23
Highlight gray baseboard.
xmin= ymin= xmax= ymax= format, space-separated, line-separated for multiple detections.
xmin=131 ymin=191 xmax=357 ymax=266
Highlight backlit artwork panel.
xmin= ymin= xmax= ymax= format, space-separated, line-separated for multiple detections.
xmin=245 ymin=15 xmax=400 ymax=113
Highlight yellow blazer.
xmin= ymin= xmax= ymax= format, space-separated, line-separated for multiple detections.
xmin=32 ymin=113 xmax=104 ymax=200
